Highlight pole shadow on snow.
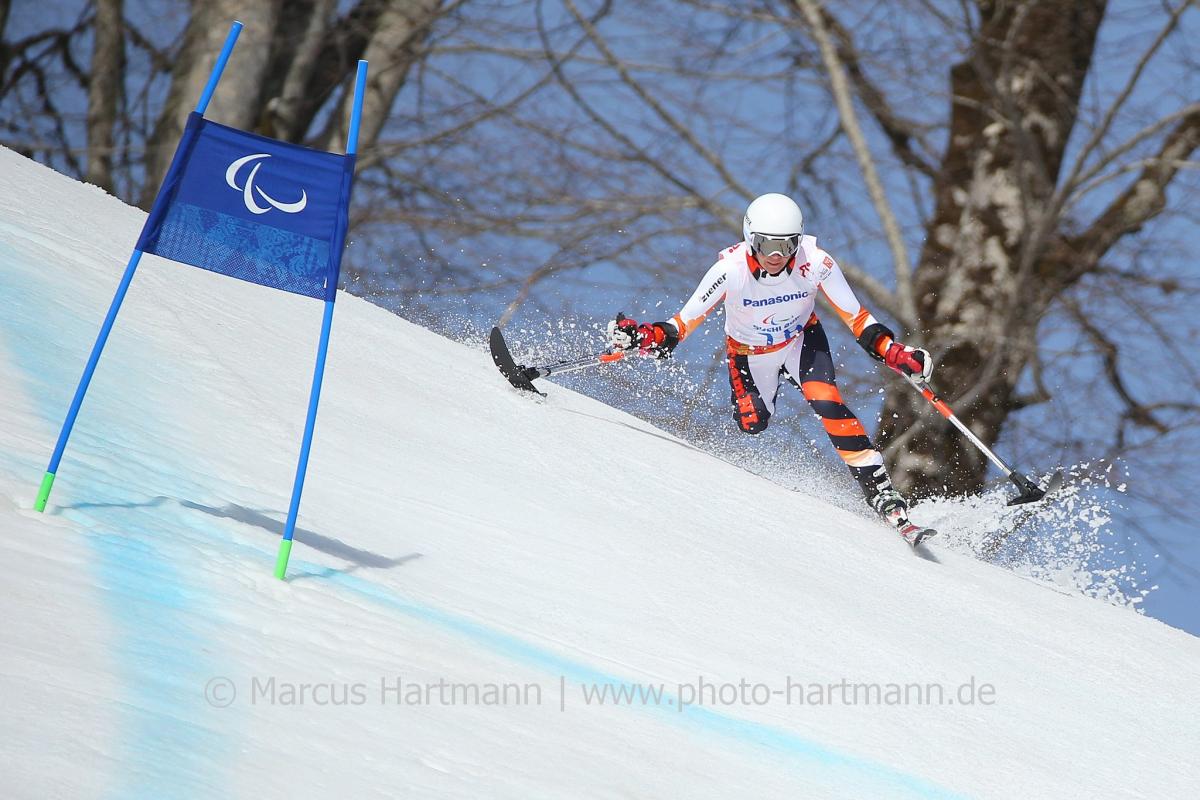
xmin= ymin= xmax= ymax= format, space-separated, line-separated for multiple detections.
xmin=178 ymin=500 xmax=422 ymax=576
xmin=57 ymin=496 xmax=421 ymax=575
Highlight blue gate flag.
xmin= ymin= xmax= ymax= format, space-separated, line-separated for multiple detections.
xmin=33 ymin=17 xmax=368 ymax=584
xmin=137 ymin=112 xmax=355 ymax=301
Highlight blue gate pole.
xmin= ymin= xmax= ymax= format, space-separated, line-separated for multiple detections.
xmin=274 ymin=60 xmax=368 ymax=579
xmin=34 ymin=21 xmax=243 ymax=513
xmin=195 ymin=21 xmax=244 ymax=116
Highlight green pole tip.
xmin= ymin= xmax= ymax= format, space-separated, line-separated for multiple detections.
xmin=34 ymin=472 xmax=56 ymax=513
xmin=274 ymin=539 xmax=294 ymax=580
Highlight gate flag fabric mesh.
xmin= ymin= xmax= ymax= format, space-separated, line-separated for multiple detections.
xmin=137 ymin=112 xmax=356 ymax=301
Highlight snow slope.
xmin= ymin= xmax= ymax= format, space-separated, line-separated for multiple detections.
xmin=1 ymin=148 xmax=1198 ymax=799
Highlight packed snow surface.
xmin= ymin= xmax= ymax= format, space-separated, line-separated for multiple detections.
xmin=2 ymin=149 xmax=1197 ymax=799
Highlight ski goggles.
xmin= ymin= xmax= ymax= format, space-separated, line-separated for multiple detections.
xmin=750 ymin=233 xmax=800 ymax=259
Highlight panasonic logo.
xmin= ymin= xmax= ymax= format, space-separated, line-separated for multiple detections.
xmin=743 ymin=292 xmax=809 ymax=307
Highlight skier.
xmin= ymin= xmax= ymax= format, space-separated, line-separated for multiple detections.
xmin=607 ymin=193 xmax=934 ymax=544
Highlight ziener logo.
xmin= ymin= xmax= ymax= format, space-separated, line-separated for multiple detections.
xmin=225 ymin=154 xmax=308 ymax=215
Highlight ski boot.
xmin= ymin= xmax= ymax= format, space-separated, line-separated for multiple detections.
xmin=870 ymin=488 xmax=937 ymax=547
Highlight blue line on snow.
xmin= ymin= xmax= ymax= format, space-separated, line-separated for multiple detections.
xmin=295 ymin=562 xmax=965 ymax=800
xmin=171 ymin=520 xmax=965 ymax=799
xmin=0 ymin=236 xmax=230 ymax=800
xmin=85 ymin=525 xmax=228 ymax=800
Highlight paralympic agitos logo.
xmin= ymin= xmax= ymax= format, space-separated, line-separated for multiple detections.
xmin=225 ymin=154 xmax=308 ymax=215
xmin=743 ymin=291 xmax=809 ymax=308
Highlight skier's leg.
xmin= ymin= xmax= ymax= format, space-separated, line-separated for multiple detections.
xmin=786 ymin=320 xmax=902 ymax=511
xmin=727 ymin=342 xmax=787 ymax=434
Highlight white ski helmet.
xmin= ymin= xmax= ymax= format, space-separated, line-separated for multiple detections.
xmin=743 ymin=193 xmax=803 ymax=259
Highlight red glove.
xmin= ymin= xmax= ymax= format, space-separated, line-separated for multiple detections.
xmin=608 ymin=314 xmax=678 ymax=359
xmin=884 ymin=340 xmax=933 ymax=381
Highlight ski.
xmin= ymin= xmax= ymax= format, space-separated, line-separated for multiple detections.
xmin=876 ymin=496 xmax=937 ymax=550
xmin=900 ymin=524 xmax=938 ymax=549
xmin=489 ymin=326 xmax=544 ymax=396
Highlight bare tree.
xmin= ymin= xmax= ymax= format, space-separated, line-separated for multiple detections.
xmin=316 ymin=0 xmax=454 ymax=159
xmin=870 ymin=1 xmax=1199 ymax=498
xmin=0 ymin=1 xmax=11 ymax=73
xmin=140 ymin=0 xmax=282 ymax=206
xmin=0 ymin=6 xmax=92 ymax=177
xmin=85 ymin=0 xmax=123 ymax=192
xmin=146 ymin=0 xmax=460 ymax=206
xmin=0 ymin=1 xmax=462 ymax=208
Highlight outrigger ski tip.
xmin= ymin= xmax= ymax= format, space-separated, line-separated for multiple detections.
xmin=1006 ymin=469 xmax=1064 ymax=506
xmin=489 ymin=326 xmax=544 ymax=395
xmin=490 ymin=324 xmax=630 ymax=395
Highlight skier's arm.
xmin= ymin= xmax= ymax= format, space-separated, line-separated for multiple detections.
xmin=815 ymin=254 xmax=893 ymax=358
xmin=668 ymin=258 xmax=729 ymax=344
xmin=817 ymin=253 xmax=932 ymax=379
xmin=607 ymin=258 xmax=726 ymax=357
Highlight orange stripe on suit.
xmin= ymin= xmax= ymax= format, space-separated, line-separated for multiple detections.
xmin=822 ymin=417 xmax=867 ymax=437
xmin=801 ymin=380 xmax=844 ymax=404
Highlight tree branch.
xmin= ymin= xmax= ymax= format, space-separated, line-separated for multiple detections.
xmin=793 ymin=0 xmax=916 ymax=324
xmin=319 ymin=0 xmax=460 ymax=158
xmin=1067 ymin=106 xmax=1200 ymax=274
xmin=1060 ymin=102 xmax=1200 ymax=213
xmin=832 ymin=259 xmax=913 ymax=328
xmin=535 ymin=0 xmax=736 ymax=230
xmin=1056 ymin=0 xmax=1192 ymax=207
xmin=806 ymin=4 xmax=938 ymax=179
xmin=560 ymin=0 xmax=753 ymax=200
xmin=1063 ymin=298 xmax=1169 ymax=434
